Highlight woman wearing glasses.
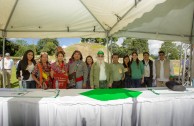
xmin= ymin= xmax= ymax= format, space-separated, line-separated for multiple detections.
xmin=32 ymin=52 xmax=52 ymax=89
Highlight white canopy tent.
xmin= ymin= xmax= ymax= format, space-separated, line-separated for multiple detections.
xmin=113 ymin=0 xmax=194 ymax=84
xmin=0 ymin=0 xmax=194 ymax=87
xmin=0 ymin=0 xmax=166 ymax=38
xmin=113 ymin=0 xmax=194 ymax=44
xmin=0 ymin=0 xmax=167 ymax=88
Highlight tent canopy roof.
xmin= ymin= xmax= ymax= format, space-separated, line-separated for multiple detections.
xmin=0 ymin=0 xmax=193 ymax=43
xmin=114 ymin=0 xmax=194 ymax=43
xmin=0 ymin=0 xmax=166 ymax=38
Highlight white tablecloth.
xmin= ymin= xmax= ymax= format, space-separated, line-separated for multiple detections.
xmin=0 ymin=87 xmax=194 ymax=126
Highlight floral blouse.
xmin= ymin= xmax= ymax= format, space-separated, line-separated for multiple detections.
xmin=32 ymin=62 xmax=51 ymax=82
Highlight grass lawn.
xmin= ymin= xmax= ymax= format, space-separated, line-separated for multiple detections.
xmin=11 ymin=67 xmax=19 ymax=88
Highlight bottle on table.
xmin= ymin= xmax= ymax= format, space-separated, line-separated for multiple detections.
xmin=22 ymin=80 xmax=27 ymax=91
xmin=56 ymin=80 xmax=59 ymax=90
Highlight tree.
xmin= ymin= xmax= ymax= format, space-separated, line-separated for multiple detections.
xmin=37 ymin=38 xmax=59 ymax=55
xmin=160 ymin=41 xmax=180 ymax=60
xmin=122 ymin=38 xmax=149 ymax=54
xmin=81 ymin=37 xmax=118 ymax=46
xmin=10 ymin=39 xmax=37 ymax=57
xmin=108 ymin=37 xmax=149 ymax=57
xmin=40 ymin=42 xmax=56 ymax=55
xmin=14 ymin=40 xmax=28 ymax=46
xmin=0 ymin=38 xmax=19 ymax=55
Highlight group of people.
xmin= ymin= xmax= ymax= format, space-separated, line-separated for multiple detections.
xmin=0 ymin=47 xmax=174 ymax=89
xmin=90 ymin=50 xmax=174 ymax=89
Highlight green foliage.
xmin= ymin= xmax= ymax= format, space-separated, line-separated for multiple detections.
xmin=160 ymin=41 xmax=180 ymax=60
xmin=13 ymin=40 xmax=37 ymax=57
xmin=150 ymin=54 xmax=158 ymax=60
xmin=0 ymin=38 xmax=19 ymax=55
xmin=109 ymin=37 xmax=149 ymax=57
xmin=81 ymin=37 xmax=118 ymax=45
xmin=122 ymin=38 xmax=149 ymax=54
xmin=37 ymin=38 xmax=59 ymax=55
xmin=14 ymin=40 xmax=28 ymax=46
xmin=40 ymin=42 xmax=56 ymax=55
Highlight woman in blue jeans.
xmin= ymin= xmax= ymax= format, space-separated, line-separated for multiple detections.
xmin=130 ymin=52 xmax=144 ymax=88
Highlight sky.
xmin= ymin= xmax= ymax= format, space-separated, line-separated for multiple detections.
xmin=7 ymin=38 xmax=165 ymax=55
xmin=8 ymin=38 xmax=81 ymax=48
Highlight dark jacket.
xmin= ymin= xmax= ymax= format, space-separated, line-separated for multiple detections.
xmin=16 ymin=60 xmax=36 ymax=80
xmin=142 ymin=59 xmax=153 ymax=78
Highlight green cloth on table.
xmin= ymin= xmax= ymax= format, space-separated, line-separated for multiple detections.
xmin=80 ymin=88 xmax=142 ymax=101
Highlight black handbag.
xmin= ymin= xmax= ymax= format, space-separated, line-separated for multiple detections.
xmin=68 ymin=72 xmax=76 ymax=89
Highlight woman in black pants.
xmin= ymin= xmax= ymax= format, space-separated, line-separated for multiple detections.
xmin=16 ymin=50 xmax=36 ymax=88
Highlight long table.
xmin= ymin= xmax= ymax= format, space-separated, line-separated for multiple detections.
xmin=0 ymin=87 xmax=194 ymax=126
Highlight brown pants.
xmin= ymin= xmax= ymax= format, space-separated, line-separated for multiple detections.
xmin=156 ymin=81 xmax=167 ymax=87
xmin=4 ymin=70 xmax=12 ymax=88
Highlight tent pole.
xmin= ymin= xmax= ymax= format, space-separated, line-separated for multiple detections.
xmin=178 ymin=43 xmax=183 ymax=83
xmin=190 ymin=10 xmax=194 ymax=86
xmin=106 ymin=32 xmax=110 ymax=63
xmin=109 ymin=0 xmax=142 ymax=34
xmin=182 ymin=47 xmax=186 ymax=85
xmin=79 ymin=0 xmax=106 ymax=31
xmin=191 ymin=43 xmax=194 ymax=86
xmin=110 ymin=37 xmax=113 ymax=63
xmin=2 ymin=31 xmax=6 ymax=88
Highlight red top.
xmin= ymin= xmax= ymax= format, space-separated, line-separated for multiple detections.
xmin=51 ymin=61 xmax=68 ymax=89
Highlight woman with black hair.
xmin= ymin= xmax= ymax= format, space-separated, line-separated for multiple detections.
xmin=68 ymin=50 xmax=88 ymax=89
xmin=123 ymin=55 xmax=131 ymax=88
xmin=51 ymin=51 xmax=68 ymax=89
xmin=85 ymin=55 xmax=94 ymax=89
xmin=130 ymin=52 xmax=144 ymax=88
xmin=16 ymin=50 xmax=36 ymax=88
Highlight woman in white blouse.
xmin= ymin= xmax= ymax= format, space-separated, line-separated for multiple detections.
xmin=16 ymin=50 xmax=36 ymax=88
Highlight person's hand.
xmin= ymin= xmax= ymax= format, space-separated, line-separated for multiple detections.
xmin=50 ymin=70 xmax=54 ymax=77
xmin=141 ymin=79 xmax=144 ymax=84
xmin=37 ymin=82 xmax=42 ymax=88
xmin=122 ymin=77 xmax=125 ymax=81
xmin=67 ymin=79 xmax=70 ymax=84
xmin=38 ymin=84 xmax=42 ymax=88
xmin=82 ymin=84 xmax=86 ymax=89
xmin=91 ymin=85 xmax=94 ymax=89
xmin=109 ymin=84 xmax=112 ymax=88
xmin=43 ymin=82 xmax=48 ymax=90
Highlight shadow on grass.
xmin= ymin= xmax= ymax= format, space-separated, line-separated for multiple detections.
xmin=11 ymin=81 xmax=19 ymax=88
